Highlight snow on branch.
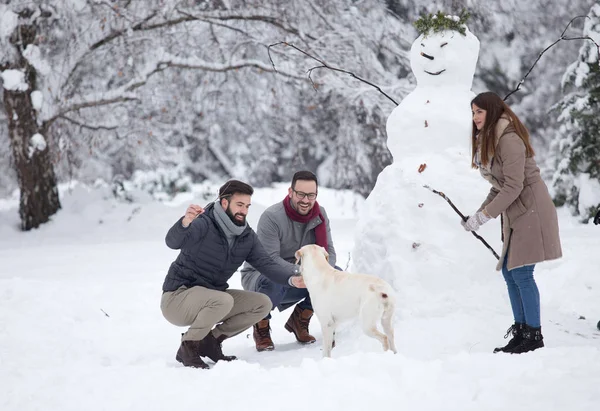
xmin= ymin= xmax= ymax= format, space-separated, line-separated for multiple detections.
xmin=504 ymin=15 xmax=600 ymax=101
xmin=46 ymin=53 xmax=304 ymax=131
xmin=136 ymin=55 xmax=307 ymax=85
xmin=175 ymin=8 xmax=317 ymax=42
xmin=268 ymin=42 xmax=399 ymax=106
xmin=63 ymin=7 xmax=311 ymax=97
xmin=62 ymin=11 xmax=188 ymax=90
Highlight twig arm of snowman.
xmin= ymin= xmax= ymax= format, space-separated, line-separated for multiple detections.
xmin=423 ymin=185 xmax=500 ymax=261
xmin=504 ymin=15 xmax=600 ymax=101
xmin=267 ymin=42 xmax=399 ymax=106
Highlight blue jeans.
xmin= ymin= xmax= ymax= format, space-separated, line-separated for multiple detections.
xmin=254 ymin=275 xmax=313 ymax=320
xmin=254 ymin=266 xmax=342 ymax=320
xmin=501 ymin=257 xmax=541 ymax=328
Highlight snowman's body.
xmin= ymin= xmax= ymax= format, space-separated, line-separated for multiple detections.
xmin=352 ymin=25 xmax=496 ymax=313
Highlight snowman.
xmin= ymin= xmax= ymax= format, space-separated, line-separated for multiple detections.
xmin=351 ymin=15 xmax=496 ymax=315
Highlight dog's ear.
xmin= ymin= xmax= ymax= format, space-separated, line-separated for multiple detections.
xmin=294 ymin=249 xmax=303 ymax=265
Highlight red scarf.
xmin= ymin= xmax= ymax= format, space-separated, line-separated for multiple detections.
xmin=283 ymin=197 xmax=328 ymax=251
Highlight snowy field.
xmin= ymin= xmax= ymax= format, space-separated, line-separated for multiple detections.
xmin=0 ymin=181 xmax=599 ymax=411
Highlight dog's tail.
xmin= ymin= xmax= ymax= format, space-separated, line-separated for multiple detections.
xmin=369 ymin=284 xmax=395 ymax=309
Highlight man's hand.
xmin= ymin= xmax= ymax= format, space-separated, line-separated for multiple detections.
xmin=290 ymin=276 xmax=306 ymax=288
xmin=594 ymin=209 xmax=600 ymax=225
xmin=462 ymin=210 xmax=491 ymax=232
xmin=182 ymin=204 xmax=205 ymax=227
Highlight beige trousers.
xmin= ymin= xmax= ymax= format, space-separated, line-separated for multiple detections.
xmin=161 ymin=286 xmax=272 ymax=341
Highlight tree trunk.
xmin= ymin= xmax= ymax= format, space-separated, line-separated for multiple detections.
xmin=4 ymin=86 xmax=60 ymax=230
xmin=2 ymin=19 xmax=61 ymax=230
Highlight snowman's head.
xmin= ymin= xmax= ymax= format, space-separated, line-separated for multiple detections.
xmin=410 ymin=26 xmax=479 ymax=88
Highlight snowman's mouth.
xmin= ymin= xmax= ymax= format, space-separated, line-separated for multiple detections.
xmin=424 ymin=69 xmax=446 ymax=76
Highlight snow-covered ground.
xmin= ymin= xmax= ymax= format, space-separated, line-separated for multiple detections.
xmin=0 ymin=181 xmax=598 ymax=411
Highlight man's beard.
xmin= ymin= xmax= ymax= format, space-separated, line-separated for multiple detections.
xmin=226 ymin=206 xmax=246 ymax=227
xmin=292 ymin=200 xmax=312 ymax=216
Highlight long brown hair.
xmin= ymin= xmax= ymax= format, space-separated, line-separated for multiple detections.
xmin=470 ymin=92 xmax=535 ymax=168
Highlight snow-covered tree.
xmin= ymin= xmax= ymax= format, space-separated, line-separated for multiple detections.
xmin=0 ymin=0 xmax=414 ymax=229
xmin=1 ymin=0 xmax=597 ymax=230
xmin=550 ymin=3 xmax=600 ymax=221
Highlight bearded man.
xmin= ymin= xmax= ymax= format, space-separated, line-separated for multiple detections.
xmin=161 ymin=180 xmax=305 ymax=369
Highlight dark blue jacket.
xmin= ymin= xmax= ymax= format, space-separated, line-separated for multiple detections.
xmin=162 ymin=204 xmax=294 ymax=292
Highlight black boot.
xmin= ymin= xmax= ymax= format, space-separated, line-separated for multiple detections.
xmin=510 ymin=325 xmax=544 ymax=354
xmin=493 ymin=323 xmax=524 ymax=353
xmin=197 ymin=332 xmax=237 ymax=363
xmin=175 ymin=340 xmax=210 ymax=369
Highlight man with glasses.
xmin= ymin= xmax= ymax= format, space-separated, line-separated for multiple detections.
xmin=241 ymin=171 xmax=337 ymax=351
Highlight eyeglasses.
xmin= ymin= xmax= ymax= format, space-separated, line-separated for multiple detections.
xmin=292 ymin=189 xmax=317 ymax=200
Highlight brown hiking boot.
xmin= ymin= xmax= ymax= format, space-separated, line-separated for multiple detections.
xmin=253 ymin=319 xmax=275 ymax=352
xmin=284 ymin=305 xmax=316 ymax=344
xmin=175 ymin=340 xmax=210 ymax=369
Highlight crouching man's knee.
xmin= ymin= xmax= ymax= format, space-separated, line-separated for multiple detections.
xmin=254 ymin=292 xmax=273 ymax=317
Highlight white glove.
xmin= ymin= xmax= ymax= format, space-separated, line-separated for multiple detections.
xmin=462 ymin=211 xmax=491 ymax=232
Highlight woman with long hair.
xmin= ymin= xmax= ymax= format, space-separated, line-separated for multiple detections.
xmin=463 ymin=91 xmax=562 ymax=354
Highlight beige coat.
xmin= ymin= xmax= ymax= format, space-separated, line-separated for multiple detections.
xmin=477 ymin=117 xmax=562 ymax=271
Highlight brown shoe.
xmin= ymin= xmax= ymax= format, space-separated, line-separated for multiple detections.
xmin=284 ymin=305 xmax=316 ymax=344
xmin=253 ymin=319 xmax=275 ymax=352
xmin=175 ymin=340 xmax=210 ymax=369
xmin=197 ymin=332 xmax=237 ymax=362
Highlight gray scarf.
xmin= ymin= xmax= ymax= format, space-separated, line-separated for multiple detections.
xmin=212 ymin=202 xmax=246 ymax=247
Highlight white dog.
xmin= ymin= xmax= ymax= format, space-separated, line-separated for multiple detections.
xmin=295 ymin=244 xmax=397 ymax=358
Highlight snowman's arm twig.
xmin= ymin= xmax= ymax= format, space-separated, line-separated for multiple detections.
xmin=504 ymin=15 xmax=599 ymax=101
xmin=423 ymin=185 xmax=500 ymax=261
xmin=268 ymin=42 xmax=399 ymax=106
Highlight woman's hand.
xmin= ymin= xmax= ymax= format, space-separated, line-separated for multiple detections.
xmin=462 ymin=210 xmax=491 ymax=232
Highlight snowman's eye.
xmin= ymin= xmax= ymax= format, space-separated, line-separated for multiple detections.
xmin=440 ymin=42 xmax=448 ymax=48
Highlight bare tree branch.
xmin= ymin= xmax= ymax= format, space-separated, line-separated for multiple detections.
xmin=176 ymin=8 xmax=254 ymax=39
xmin=504 ymin=15 xmax=600 ymax=101
xmin=268 ymin=42 xmax=399 ymax=106
xmin=306 ymin=0 xmax=336 ymax=31
xmin=43 ymin=95 xmax=138 ymax=132
xmin=126 ymin=57 xmax=306 ymax=92
xmin=96 ymin=0 xmax=137 ymax=24
xmin=55 ymin=115 xmax=118 ymax=132
xmin=175 ymin=9 xmax=317 ymax=42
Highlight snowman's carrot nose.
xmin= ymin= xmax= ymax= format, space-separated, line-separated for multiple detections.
xmin=420 ymin=52 xmax=434 ymax=60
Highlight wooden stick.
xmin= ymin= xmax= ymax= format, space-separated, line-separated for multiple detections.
xmin=423 ymin=185 xmax=500 ymax=260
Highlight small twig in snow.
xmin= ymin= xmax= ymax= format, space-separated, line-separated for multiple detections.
xmin=468 ymin=342 xmax=479 ymax=354
xmin=126 ymin=206 xmax=142 ymax=222
xmin=100 ymin=309 xmax=110 ymax=318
